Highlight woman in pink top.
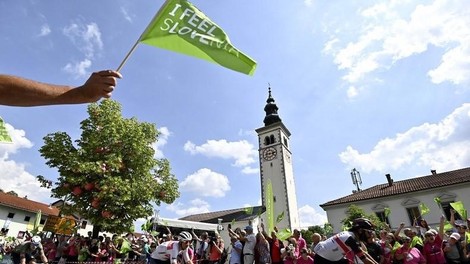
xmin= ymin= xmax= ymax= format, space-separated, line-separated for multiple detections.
xmin=423 ymin=216 xmax=446 ymax=264
xmin=297 ymin=248 xmax=314 ymax=264
xmin=395 ymin=237 xmax=425 ymax=264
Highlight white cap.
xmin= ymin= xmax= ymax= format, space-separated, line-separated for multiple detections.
xmin=450 ymin=233 xmax=461 ymax=241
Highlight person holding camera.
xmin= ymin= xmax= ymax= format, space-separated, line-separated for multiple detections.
xmin=208 ymin=234 xmax=225 ymax=264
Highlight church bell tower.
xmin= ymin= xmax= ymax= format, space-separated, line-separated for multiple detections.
xmin=256 ymin=87 xmax=299 ymax=230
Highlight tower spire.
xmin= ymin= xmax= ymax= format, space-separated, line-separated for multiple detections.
xmin=263 ymin=85 xmax=282 ymax=126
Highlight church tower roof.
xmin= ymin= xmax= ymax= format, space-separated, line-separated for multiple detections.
xmin=263 ymin=86 xmax=282 ymax=126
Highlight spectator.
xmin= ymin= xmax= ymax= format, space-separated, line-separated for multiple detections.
xmin=260 ymin=223 xmax=284 ymax=264
xmin=255 ymin=232 xmax=271 ymax=264
xmin=230 ymin=236 xmax=243 ymax=264
xmin=422 ymin=216 xmax=446 ymax=264
xmin=229 ymin=226 xmax=256 ymax=264
xmin=395 ymin=236 xmax=425 ymax=264
xmin=443 ymin=233 xmax=465 ymax=264
xmin=297 ymin=248 xmax=314 ymax=264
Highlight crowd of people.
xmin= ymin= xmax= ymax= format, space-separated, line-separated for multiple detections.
xmin=2 ymin=211 xmax=470 ymax=264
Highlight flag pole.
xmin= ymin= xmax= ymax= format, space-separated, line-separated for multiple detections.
xmin=116 ymin=0 xmax=172 ymax=72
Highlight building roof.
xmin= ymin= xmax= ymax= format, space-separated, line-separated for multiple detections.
xmin=180 ymin=206 xmax=265 ymax=223
xmin=320 ymin=167 xmax=470 ymax=208
xmin=0 ymin=192 xmax=60 ymax=216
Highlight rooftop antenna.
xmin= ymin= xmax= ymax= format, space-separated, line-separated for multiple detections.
xmin=351 ymin=168 xmax=362 ymax=193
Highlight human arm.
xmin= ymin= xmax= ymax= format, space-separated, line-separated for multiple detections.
xmin=260 ymin=223 xmax=273 ymax=242
xmin=0 ymin=70 xmax=122 ymax=106
xmin=438 ymin=215 xmax=445 ymax=238
xmin=394 ymin=223 xmax=405 ymax=240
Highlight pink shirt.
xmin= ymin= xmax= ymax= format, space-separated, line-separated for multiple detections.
xmin=396 ymin=247 xmax=425 ymax=264
xmin=423 ymin=235 xmax=446 ymax=264
xmin=297 ymin=256 xmax=314 ymax=264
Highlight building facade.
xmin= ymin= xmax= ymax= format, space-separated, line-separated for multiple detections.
xmin=320 ymin=168 xmax=470 ymax=233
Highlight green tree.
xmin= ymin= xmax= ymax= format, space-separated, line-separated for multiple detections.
xmin=341 ymin=204 xmax=387 ymax=231
xmin=38 ymin=99 xmax=179 ymax=235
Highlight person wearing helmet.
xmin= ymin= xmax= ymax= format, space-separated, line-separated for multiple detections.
xmin=150 ymin=231 xmax=193 ymax=264
xmin=313 ymin=218 xmax=379 ymax=264
xmin=11 ymin=236 xmax=48 ymax=264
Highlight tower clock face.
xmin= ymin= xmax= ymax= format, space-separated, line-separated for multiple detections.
xmin=262 ymin=147 xmax=277 ymax=161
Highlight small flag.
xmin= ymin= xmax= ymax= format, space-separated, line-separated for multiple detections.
xmin=138 ymin=0 xmax=257 ymax=75
xmin=450 ymin=201 xmax=467 ymax=220
xmin=419 ymin=203 xmax=430 ymax=216
xmin=230 ymin=218 xmax=236 ymax=227
xmin=276 ymin=228 xmax=292 ymax=241
xmin=434 ymin=197 xmax=442 ymax=208
xmin=244 ymin=207 xmax=253 ymax=215
xmin=384 ymin=207 xmax=391 ymax=217
xmin=276 ymin=211 xmax=285 ymax=223
xmin=0 ymin=118 xmax=12 ymax=143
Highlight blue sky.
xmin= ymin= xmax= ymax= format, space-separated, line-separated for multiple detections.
xmin=1 ymin=0 xmax=470 ymax=229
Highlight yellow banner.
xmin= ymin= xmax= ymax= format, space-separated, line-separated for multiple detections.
xmin=43 ymin=215 xmax=76 ymax=235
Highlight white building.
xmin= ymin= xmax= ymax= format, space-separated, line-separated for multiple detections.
xmin=320 ymin=168 xmax=470 ymax=233
xmin=0 ymin=192 xmax=58 ymax=238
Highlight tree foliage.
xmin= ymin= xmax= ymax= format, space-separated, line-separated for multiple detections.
xmin=38 ymin=99 xmax=179 ymax=234
xmin=341 ymin=204 xmax=387 ymax=231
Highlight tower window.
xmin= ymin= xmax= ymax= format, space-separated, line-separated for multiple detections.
xmin=264 ymin=135 xmax=276 ymax=145
xmin=270 ymin=135 xmax=276 ymax=144
xmin=283 ymin=137 xmax=288 ymax=147
xmin=264 ymin=136 xmax=270 ymax=146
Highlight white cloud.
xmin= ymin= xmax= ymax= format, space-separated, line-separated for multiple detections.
xmin=298 ymin=205 xmax=328 ymax=228
xmin=166 ymin=198 xmax=211 ymax=216
xmin=0 ymin=123 xmax=51 ymax=202
xmin=324 ymin=0 xmax=470 ymax=93
xmin=304 ymin=0 xmax=313 ymax=7
xmin=120 ymin=7 xmax=133 ymax=22
xmin=346 ymin=86 xmax=359 ymax=99
xmin=241 ymin=166 xmax=259 ymax=175
xmin=180 ymin=168 xmax=231 ymax=197
xmin=63 ymin=59 xmax=92 ymax=78
xmin=339 ymin=103 xmax=470 ymax=173
xmin=38 ymin=24 xmax=51 ymax=37
xmin=153 ymin=127 xmax=171 ymax=159
xmin=184 ymin=139 xmax=257 ymax=167
xmin=63 ymin=22 xmax=103 ymax=59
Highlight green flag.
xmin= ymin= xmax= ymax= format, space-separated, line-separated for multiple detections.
xmin=0 ymin=118 xmax=12 ymax=143
xmin=138 ymin=0 xmax=257 ymax=75
xmin=450 ymin=201 xmax=467 ymax=220
xmin=276 ymin=228 xmax=292 ymax=241
xmin=276 ymin=211 xmax=285 ymax=224
xmin=244 ymin=207 xmax=253 ymax=215
xmin=434 ymin=197 xmax=442 ymax=208
xmin=230 ymin=218 xmax=236 ymax=227
xmin=419 ymin=203 xmax=430 ymax=216
xmin=32 ymin=210 xmax=42 ymax=235
xmin=384 ymin=207 xmax=391 ymax=217
xmin=265 ymin=179 xmax=274 ymax=233
xmin=120 ymin=239 xmax=132 ymax=254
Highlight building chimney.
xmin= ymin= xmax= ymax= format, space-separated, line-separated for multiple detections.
xmin=385 ymin=174 xmax=393 ymax=186
xmin=431 ymin=169 xmax=437 ymax=175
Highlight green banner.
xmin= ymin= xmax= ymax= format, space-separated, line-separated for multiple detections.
xmin=266 ymin=179 xmax=274 ymax=233
xmin=450 ymin=201 xmax=467 ymax=220
xmin=139 ymin=0 xmax=257 ymax=75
